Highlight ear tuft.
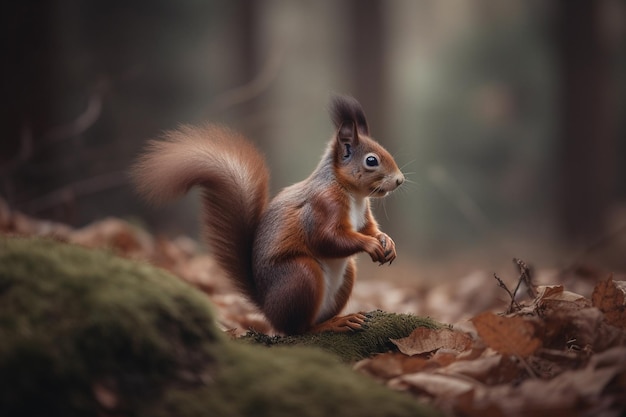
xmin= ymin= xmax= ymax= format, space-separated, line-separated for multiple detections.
xmin=338 ymin=120 xmax=355 ymax=141
xmin=329 ymin=95 xmax=369 ymax=136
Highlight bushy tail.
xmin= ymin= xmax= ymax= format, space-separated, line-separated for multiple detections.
xmin=131 ymin=124 xmax=269 ymax=303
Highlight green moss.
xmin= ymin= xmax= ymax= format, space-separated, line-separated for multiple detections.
xmin=0 ymin=237 xmax=439 ymax=417
xmin=242 ymin=311 xmax=445 ymax=362
xmin=0 ymin=237 xmax=219 ymax=416
xmin=156 ymin=344 xmax=433 ymax=417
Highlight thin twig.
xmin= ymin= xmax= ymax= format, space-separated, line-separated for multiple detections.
xmin=494 ymin=258 xmax=536 ymax=314
xmin=493 ymin=273 xmax=521 ymax=313
xmin=43 ymin=93 xmax=103 ymax=143
xmin=207 ymin=43 xmax=285 ymax=113
xmin=513 ymin=258 xmax=536 ymax=298
xmin=516 ymin=355 xmax=538 ymax=379
xmin=19 ymin=171 xmax=127 ymax=214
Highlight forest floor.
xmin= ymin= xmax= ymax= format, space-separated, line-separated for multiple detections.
xmin=1 ymin=201 xmax=625 ymax=417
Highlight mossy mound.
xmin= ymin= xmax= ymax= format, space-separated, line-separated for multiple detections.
xmin=242 ymin=311 xmax=444 ymax=362
xmin=0 ymin=237 xmax=438 ymax=417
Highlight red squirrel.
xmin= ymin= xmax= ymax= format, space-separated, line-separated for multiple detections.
xmin=132 ymin=95 xmax=404 ymax=334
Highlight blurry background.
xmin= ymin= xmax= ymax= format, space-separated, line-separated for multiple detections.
xmin=2 ymin=0 xmax=625 ymax=281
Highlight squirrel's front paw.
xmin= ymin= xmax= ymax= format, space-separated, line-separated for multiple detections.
xmin=364 ymin=237 xmax=386 ymax=264
xmin=376 ymin=233 xmax=396 ymax=265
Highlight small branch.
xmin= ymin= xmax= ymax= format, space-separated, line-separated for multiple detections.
xmin=207 ymin=43 xmax=285 ymax=113
xmin=513 ymin=258 xmax=536 ymax=299
xmin=516 ymin=355 xmax=538 ymax=379
xmin=43 ymin=92 xmax=103 ymax=143
xmin=494 ymin=258 xmax=536 ymax=314
xmin=41 ymin=76 xmax=110 ymax=145
xmin=19 ymin=171 xmax=127 ymax=214
xmin=493 ymin=273 xmax=521 ymax=313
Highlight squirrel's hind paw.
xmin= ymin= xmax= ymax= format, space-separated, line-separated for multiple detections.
xmin=310 ymin=313 xmax=368 ymax=333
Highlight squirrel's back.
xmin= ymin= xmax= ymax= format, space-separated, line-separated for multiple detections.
xmin=131 ymin=124 xmax=269 ymax=302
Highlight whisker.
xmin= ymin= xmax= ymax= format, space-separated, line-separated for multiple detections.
xmin=398 ymin=159 xmax=417 ymax=172
xmin=382 ymin=198 xmax=390 ymax=221
xmin=370 ymin=194 xmax=391 ymax=221
xmin=400 ymin=174 xmax=420 ymax=191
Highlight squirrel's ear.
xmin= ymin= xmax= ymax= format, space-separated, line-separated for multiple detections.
xmin=353 ymin=106 xmax=369 ymax=136
xmin=330 ymin=95 xmax=370 ymax=136
xmin=336 ymin=120 xmax=358 ymax=159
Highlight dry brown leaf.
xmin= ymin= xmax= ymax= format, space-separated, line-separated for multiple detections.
xmin=429 ymin=349 xmax=460 ymax=367
xmin=535 ymin=285 xmax=591 ymax=311
xmin=355 ymin=353 xmax=411 ymax=380
xmin=389 ymin=373 xmax=477 ymax=398
xmin=436 ymin=353 xmax=521 ymax=385
xmin=542 ymin=305 xmax=626 ymax=353
xmin=9 ymin=211 xmax=74 ymax=238
xmin=463 ymin=347 xmax=626 ymax=417
xmin=356 ymin=352 xmax=444 ymax=381
xmin=390 ymin=327 xmax=473 ymax=356
xmin=592 ymin=277 xmax=626 ymax=329
xmin=423 ymin=271 xmax=503 ymax=325
xmin=175 ymin=255 xmax=222 ymax=293
xmin=70 ymin=217 xmax=154 ymax=258
xmin=471 ymin=312 xmax=541 ymax=358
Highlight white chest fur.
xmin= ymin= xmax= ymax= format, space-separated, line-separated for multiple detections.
xmin=349 ymin=195 xmax=367 ymax=231
xmin=315 ymin=195 xmax=367 ymax=322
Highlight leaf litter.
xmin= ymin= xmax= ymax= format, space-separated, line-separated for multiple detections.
xmin=355 ymin=258 xmax=626 ymax=416
xmin=1 ymin=200 xmax=625 ymax=416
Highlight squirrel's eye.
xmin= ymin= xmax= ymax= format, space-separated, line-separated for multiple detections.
xmin=364 ymin=154 xmax=379 ymax=168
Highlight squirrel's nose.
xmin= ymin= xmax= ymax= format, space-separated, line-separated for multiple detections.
xmin=395 ymin=176 xmax=404 ymax=187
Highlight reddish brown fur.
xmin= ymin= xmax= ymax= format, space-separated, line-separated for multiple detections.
xmin=131 ymin=125 xmax=269 ymax=304
xmin=132 ymin=96 xmax=403 ymax=334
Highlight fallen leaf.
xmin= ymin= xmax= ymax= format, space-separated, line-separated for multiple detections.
xmin=437 ymin=353 xmax=520 ymax=385
xmin=542 ymin=305 xmax=626 ymax=353
xmin=592 ymin=277 xmax=626 ymax=329
xmin=471 ymin=312 xmax=541 ymax=358
xmin=390 ymin=327 xmax=472 ymax=356
xmin=429 ymin=349 xmax=461 ymax=367
xmin=423 ymin=271 xmax=504 ymax=325
xmin=465 ymin=346 xmax=626 ymax=417
xmin=535 ymin=285 xmax=590 ymax=311
xmin=389 ymin=373 xmax=476 ymax=398
xmin=355 ymin=353 xmax=404 ymax=380
xmin=70 ymin=217 xmax=154 ymax=259
xmin=355 ymin=351 xmax=450 ymax=382
xmin=10 ymin=211 xmax=73 ymax=238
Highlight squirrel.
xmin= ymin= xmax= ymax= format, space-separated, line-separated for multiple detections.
xmin=132 ymin=95 xmax=404 ymax=334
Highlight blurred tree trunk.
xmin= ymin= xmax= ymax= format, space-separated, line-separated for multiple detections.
xmin=224 ymin=0 xmax=273 ymax=152
xmin=230 ymin=1 xmax=260 ymax=126
xmin=347 ymin=0 xmax=388 ymax=137
xmin=555 ymin=0 xmax=621 ymax=243
xmin=1 ymin=2 xmax=55 ymax=201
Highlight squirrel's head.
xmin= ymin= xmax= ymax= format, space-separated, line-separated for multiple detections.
xmin=329 ymin=95 xmax=404 ymax=198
